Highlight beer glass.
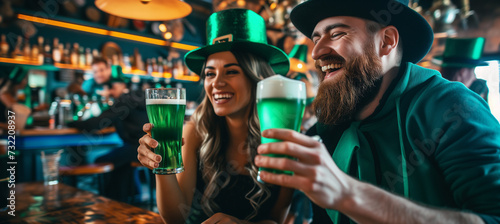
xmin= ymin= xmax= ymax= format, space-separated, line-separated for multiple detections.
xmin=256 ymin=75 xmax=306 ymax=180
xmin=145 ymin=88 xmax=186 ymax=175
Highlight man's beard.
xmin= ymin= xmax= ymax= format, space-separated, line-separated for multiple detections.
xmin=312 ymin=42 xmax=383 ymax=125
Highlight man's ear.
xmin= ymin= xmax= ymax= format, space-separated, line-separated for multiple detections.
xmin=379 ymin=25 xmax=399 ymax=57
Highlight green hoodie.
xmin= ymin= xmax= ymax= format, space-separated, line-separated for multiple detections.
xmin=320 ymin=62 xmax=500 ymax=223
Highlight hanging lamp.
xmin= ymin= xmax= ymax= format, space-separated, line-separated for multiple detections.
xmin=95 ymin=0 xmax=192 ymax=21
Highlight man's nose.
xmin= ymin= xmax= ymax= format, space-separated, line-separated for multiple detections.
xmin=312 ymin=38 xmax=334 ymax=60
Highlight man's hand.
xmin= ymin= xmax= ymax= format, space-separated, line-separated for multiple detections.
xmin=254 ymin=128 xmax=354 ymax=210
xmin=255 ymin=129 xmax=486 ymax=224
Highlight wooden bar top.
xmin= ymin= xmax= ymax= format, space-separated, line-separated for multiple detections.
xmin=20 ymin=127 xmax=117 ymax=136
xmin=0 ymin=182 xmax=162 ymax=223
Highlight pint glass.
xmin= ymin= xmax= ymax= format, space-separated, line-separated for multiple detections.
xmin=145 ymin=88 xmax=186 ymax=175
xmin=256 ymin=75 xmax=306 ymax=180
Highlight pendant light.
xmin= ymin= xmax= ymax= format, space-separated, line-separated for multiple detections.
xmin=95 ymin=0 xmax=192 ymax=21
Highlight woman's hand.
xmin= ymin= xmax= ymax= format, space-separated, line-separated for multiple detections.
xmin=137 ymin=123 xmax=162 ymax=170
xmin=202 ymin=213 xmax=246 ymax=224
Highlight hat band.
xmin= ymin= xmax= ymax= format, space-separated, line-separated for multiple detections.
xmin=212 ymin=34 xmax=233 ymax=45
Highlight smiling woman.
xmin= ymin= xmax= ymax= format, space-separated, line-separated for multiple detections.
xmin=136 ymin=8 xmax=293 ymax=224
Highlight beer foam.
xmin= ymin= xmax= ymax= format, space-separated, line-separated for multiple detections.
xmin=257 ymin=75 xmax=306 ymax=99
xmin=146 ymin=99 xmax=186 ymax=105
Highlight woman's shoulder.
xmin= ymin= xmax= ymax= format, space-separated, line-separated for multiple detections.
xmin=183 ymin=121 xmax=203 ymax=148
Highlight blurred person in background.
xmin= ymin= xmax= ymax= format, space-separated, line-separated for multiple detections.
xmin=68 ymin=77 xmax=148 ymax=201
xmin=0 ymin=67 xmax=30 ymax=131
xmin=437 ymin=37 xmax=489 ymax=101
xmin=82 ymin=57 xmax=112 ymax=98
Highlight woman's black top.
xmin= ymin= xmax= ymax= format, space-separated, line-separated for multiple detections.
xmin=185 ymin=164 xmax=280 ymax=223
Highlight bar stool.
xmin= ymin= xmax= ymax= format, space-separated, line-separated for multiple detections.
xmin=131 ymin=161 xmax=155 ymax=210
xmin=59 ymin=163 xmax=114 ymax=195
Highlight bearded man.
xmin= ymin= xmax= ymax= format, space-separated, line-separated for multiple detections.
xmin=255 ymin=0 xmax=500 ymax=223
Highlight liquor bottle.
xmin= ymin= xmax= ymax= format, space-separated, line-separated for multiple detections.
xmin=11 ymin=36 xmax=23 ymax=59
xmin=70 ymin=43 xmax=79 ymax=65
xmin=157 ymin=57 xmax=164 ymax=73
xmin=85 ymin=48 xmax=92 ymax=66
xmin=37 ymin=36 xmax=44 ymax=54
xmin=79 ymin=47 xmax=86 ymax=67
xmin=52 ymin=38 xmax=61 ymax=63
xmin=152 ymin=57 xmax=158 ymax=72
xmin=44 ymin=44 xmax=52 ymax=64
xmin=146 ymin=58 xmax=153 ymax=74
xmin=22 ymin=38 xmax=31 ymax=59
xmin=92 ymin=49 xmax=99 ymax=58
xmin=31 ymin=44 xmax=38 ymax=61
xmin=173 ymin=60 xmax=184 ymax=77
xmin=0 ymin=34 xmax=9 ymax=57
xmin=165 ymin=58 xmax=173 ymax=76
xmin=63 ymin=43 xmax=71 ymax=64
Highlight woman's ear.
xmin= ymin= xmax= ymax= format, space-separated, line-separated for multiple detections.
xmin=379 ymin=25 xmax=399 ymax=57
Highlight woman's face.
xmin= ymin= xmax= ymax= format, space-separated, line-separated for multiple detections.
xmin=204 ymin=51 xmax=253 ymax=118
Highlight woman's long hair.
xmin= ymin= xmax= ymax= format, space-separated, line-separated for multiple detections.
xmin=190 ymin=49 xmax=276 ymax=219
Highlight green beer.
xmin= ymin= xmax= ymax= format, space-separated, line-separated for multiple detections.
xmin=256 ymin=76 xmax=306 ymax=179
xmin=258 ymin=98 xmax=305 ymax=144
xmin=146 ymin=89 xmax=186 ymax=175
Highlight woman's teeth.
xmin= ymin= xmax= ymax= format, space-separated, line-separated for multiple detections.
xmin=321 ymin=63 xmax=343 ymax=72
xmin=214 ymin=93 xmax=234 ymax=100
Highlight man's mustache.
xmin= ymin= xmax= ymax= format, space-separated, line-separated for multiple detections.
xmin=315 ymin=55 xmax=346 ymax=80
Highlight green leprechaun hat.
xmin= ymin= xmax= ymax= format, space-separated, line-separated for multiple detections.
xmin=184 ymin=8 xmax=290 ymax=76
xmin=433 ymin=37 xmax=488 ymax=68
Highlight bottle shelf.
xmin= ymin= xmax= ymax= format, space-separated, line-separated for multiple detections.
xmin=54 ymin=63 xmax=91 ymax=71
xmin=0 ymin=58 xmax=200 ymax=82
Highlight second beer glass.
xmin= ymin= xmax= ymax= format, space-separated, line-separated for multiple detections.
xmin=256 ymin=75 xmax=306 ymax=180
xmin=145 ymin=88 xmax=186 ymax=175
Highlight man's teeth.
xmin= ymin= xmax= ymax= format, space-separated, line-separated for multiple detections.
xmin=214 ymin=94 xmax=234 ymax=100
xmin=321 ymin=63 xmax=343 ymax=72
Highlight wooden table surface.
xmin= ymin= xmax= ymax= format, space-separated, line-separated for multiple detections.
xmin=0 ymin=182 xmax=162 ymax=223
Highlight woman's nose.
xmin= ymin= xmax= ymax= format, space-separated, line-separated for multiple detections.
xmin=212 ymin=75 xmax=226 ymax=88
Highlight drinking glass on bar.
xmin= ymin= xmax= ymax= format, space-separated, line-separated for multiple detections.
xmin=145 ymin=88 xmax=186 ymax=175
xmin=256 ymin=75 xmax=306 ymax=181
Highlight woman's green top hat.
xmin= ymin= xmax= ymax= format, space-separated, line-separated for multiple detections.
xmin=433 ymin=37 xmax=488 ymax=68
xmin=184 ymin=8 xmax=290 ymax=76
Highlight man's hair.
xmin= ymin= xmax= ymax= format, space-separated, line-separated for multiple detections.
xmin=91 ymin=57 xmax=109 ymax=67
xmin=365 ymin=20 xmax=403 ymax=64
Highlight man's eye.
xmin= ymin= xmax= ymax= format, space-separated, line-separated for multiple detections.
xmin=331 ymin=32 xmax=345 ymax=39
xmin=312 ymin=38 xmax=319 ymax=45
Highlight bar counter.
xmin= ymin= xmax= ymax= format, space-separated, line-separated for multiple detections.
xmin=7 ymin=127 xmax=123 ymax=182
xmin=16 ymin=126 xmax=122 ymax=149
xmin=0 ymin=182 xmax=162 ymax=223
